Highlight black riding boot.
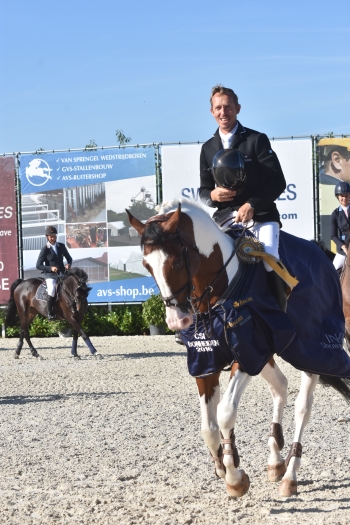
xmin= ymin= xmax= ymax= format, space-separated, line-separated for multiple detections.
xmin=47 ymin=295 xmax=56 ymax=320
xmin=266 ymin=271 xmax=288 ymax=312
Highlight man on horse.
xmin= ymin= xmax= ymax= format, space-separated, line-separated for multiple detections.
xmin=199 ymin=84 xmax=287 ymax=310
xmin=36 ymin=226 xmax=72 ymax=320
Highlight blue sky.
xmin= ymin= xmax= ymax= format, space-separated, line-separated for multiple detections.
xmin=1 ymin=0 xmax=349 ymax=152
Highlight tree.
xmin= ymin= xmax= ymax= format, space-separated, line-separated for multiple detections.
xmin=116 ymin=129 xmax=131 ymax=146
xmin=85 ymin=140 xmax=98 ymax=151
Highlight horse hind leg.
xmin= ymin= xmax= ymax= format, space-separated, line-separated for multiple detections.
xmin=259 ymin=359 xmax=288 ymax=482
xmin=14 ymin=331 xmax=24 ymax=359
xmin=217 ymin=365 xmax=252 ymax=497
xmin=21 ymin=311 xmax=41 ymax=359
xmin=278 ymin=371 xmax=319 ymax=497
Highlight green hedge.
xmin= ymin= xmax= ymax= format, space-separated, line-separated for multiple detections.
xmin=0 ymin=303 xmax=173 ymax=338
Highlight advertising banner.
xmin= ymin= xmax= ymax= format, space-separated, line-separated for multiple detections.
xmin=318 ymin=137 xmax=350 ymax=250
xmin=162 ymin=139 xmax=314 ymax=240
xmin=19 ymin=148 xmax=158 ymax=302
xmin=0 ymin=157 xmax=19 ymax=304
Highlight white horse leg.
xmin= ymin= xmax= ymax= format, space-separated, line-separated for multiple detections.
xmin=279 ymin=371 xmax=319 ymax=497
xmin=196 ymin=373 xmax=225 ymax=479
xmin=217 ymin=364 xmax=252 ymax=497
xmin=259 ymin=359 xmax=288 ymax=481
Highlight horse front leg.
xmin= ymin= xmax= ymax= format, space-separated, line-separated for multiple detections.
xmin=68 ymin=317 xmax=97 ymax=355
xmin=259 ymin=358 xmax=288 ymax=482
xmin=196 ymin=373 xmax=226 ymax=480
xmin=71 ymin=330 xmax=80 ymax=359
xmin=279 ymin=371 xmax=319 ymax=497
xmin=217 ymin=364 xmax=252 ymax=497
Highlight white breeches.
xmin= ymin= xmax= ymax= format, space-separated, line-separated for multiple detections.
xmin=250 ymin=221 xmax=280 ymax=271
xmin=333 ymin=253 xmax=346 ymax=271
xmin=46 ymin=278 xmax=57 ymax=297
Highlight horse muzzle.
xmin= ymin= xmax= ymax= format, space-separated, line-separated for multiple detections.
xmin=166 ymin=306 xmax=193 ymax=331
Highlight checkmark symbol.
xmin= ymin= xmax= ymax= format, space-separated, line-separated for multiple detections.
xmin=56 ymin=159 xmax=60 ymax=162
xmin=57 ymin=167 xmax=60 ymax=171
xmin=57 ymin=176 xmax=61 ymax=180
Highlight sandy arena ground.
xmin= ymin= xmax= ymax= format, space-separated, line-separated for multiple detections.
xmin=0 ymin=335 xmax=349 ymax=525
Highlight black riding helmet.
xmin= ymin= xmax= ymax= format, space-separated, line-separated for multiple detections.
xmin=212 ymin=149 xmax=247 ymax=195
xmin=334 ymin=181 xmax=350 ymax=196
xmin=45 ymin=225 xmax=57 ymax=235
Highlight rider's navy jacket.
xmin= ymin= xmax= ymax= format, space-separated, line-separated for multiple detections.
xmin=199 ymin=122 xmax=286 ymax=224
xmin=36 ymin=242 xmax=72 ymax=277
xmin=330 ymin=206 xmax=350 ymax=254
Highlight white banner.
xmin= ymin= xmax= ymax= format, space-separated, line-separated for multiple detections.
xmin=162 ymin=139 xmax=314 ymax=240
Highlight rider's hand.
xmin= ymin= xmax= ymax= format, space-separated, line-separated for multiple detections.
xmin=235 ymin=203 xmax=255 ymax=223
xmin=65 ymin=264 xmax=71 ymax=270
xmin=342 ymin=245 xmax=347 ymax=254
xmin=211 ymin=187 xmax=236 ymax=202
xmin=51 ymin=266 xmax=58 ymax=273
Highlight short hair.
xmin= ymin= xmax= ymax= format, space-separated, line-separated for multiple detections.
xmin=210 ymin=85 xmax=239 ymax=107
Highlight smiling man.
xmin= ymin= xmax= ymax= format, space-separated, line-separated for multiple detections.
xmin=199 ymin=85 xmax=287 ymax=310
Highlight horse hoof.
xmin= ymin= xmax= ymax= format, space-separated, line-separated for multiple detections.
xmin=278 ymin=479 xmax=298 ymax=497
xmin=14 ymin=354 xmax=19 ymax=360
xmin=74 ymin=355 xmax=81 ymax=360
xmin=268 ymin=461 xmax=287 ymax=482
xmin=94 ymin=353 xmax=103 ymax=359
xmin=226 ymin=471 xmax=250 ymax=497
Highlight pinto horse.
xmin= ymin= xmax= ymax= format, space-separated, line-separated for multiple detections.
xmin=127 ymin=200 xmax=350 ymax=498
xmin=6 ymin=267 xmax=98 ymax=359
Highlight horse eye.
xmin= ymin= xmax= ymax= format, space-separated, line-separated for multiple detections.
xmin=173 ymin=258 xmax=183 ymax=270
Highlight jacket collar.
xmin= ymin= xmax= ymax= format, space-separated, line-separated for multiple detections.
xmin=212 ymin=121 xmax=246 ymax=152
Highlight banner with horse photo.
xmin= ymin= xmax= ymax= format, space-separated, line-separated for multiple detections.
xmin=19 ymin=147 xmax=158 ymax=302
xmin=317 ymin=137 xmax=350 ymax=251
xmin=0 ymin=156 xmax=19 ymax=304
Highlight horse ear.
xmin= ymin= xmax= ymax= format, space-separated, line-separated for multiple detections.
xmin=126 ymin=209 xmax=145 ymax=235
xmin=162 ymin=203 xmax=181 ymax=234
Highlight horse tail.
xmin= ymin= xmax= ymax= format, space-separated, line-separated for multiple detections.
xmin=5 ymin=278 xmax=23 ymax=327
xmin=319 ymin=375 xmax=350 ymax=405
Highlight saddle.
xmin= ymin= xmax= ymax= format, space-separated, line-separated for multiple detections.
xmin=35 ymin=280 xmax=61 ymax=302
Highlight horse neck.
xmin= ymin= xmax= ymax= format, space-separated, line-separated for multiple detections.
xmin=185 ymin=208 xmax=239 ymax=297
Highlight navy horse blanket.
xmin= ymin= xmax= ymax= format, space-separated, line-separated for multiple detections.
xmin=180 ymin=230 xmax=350 ymax=378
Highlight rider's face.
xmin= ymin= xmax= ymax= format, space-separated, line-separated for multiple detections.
xmin=47 ymin=234 xmax=57 ymax=245
xmin=210 ymin=93 xmax=241 ymax=134
xmin=337 ymin=193 xmax=350 ymax=206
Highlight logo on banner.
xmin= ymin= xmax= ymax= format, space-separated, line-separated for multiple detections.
xmin=25 ymin=159 xmax=52 ymax=187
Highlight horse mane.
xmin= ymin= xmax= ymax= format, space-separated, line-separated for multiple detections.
xmin=62 ymin=267 xmax=92 ymax=296
xmin=63 ymin=267 xmax=89 ymax=283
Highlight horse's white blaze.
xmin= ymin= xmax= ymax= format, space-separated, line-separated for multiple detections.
xmin=144 ymin=248 xmax=193 ymax=330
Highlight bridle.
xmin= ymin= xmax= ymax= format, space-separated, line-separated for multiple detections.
xmin=143 ymin=217 xmax=244 ymax=316
xmin=144 ymin=229 xmax=199 ymax=312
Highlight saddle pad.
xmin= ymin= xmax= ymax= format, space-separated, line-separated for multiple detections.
xmin=36 ymin=282 xmax=48 ymax=301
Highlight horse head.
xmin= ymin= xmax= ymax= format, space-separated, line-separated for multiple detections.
xmin=62 ymin=268 xmax=91 ymax=317
xmin=127 ymin=201 xmax=236 ymax=331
